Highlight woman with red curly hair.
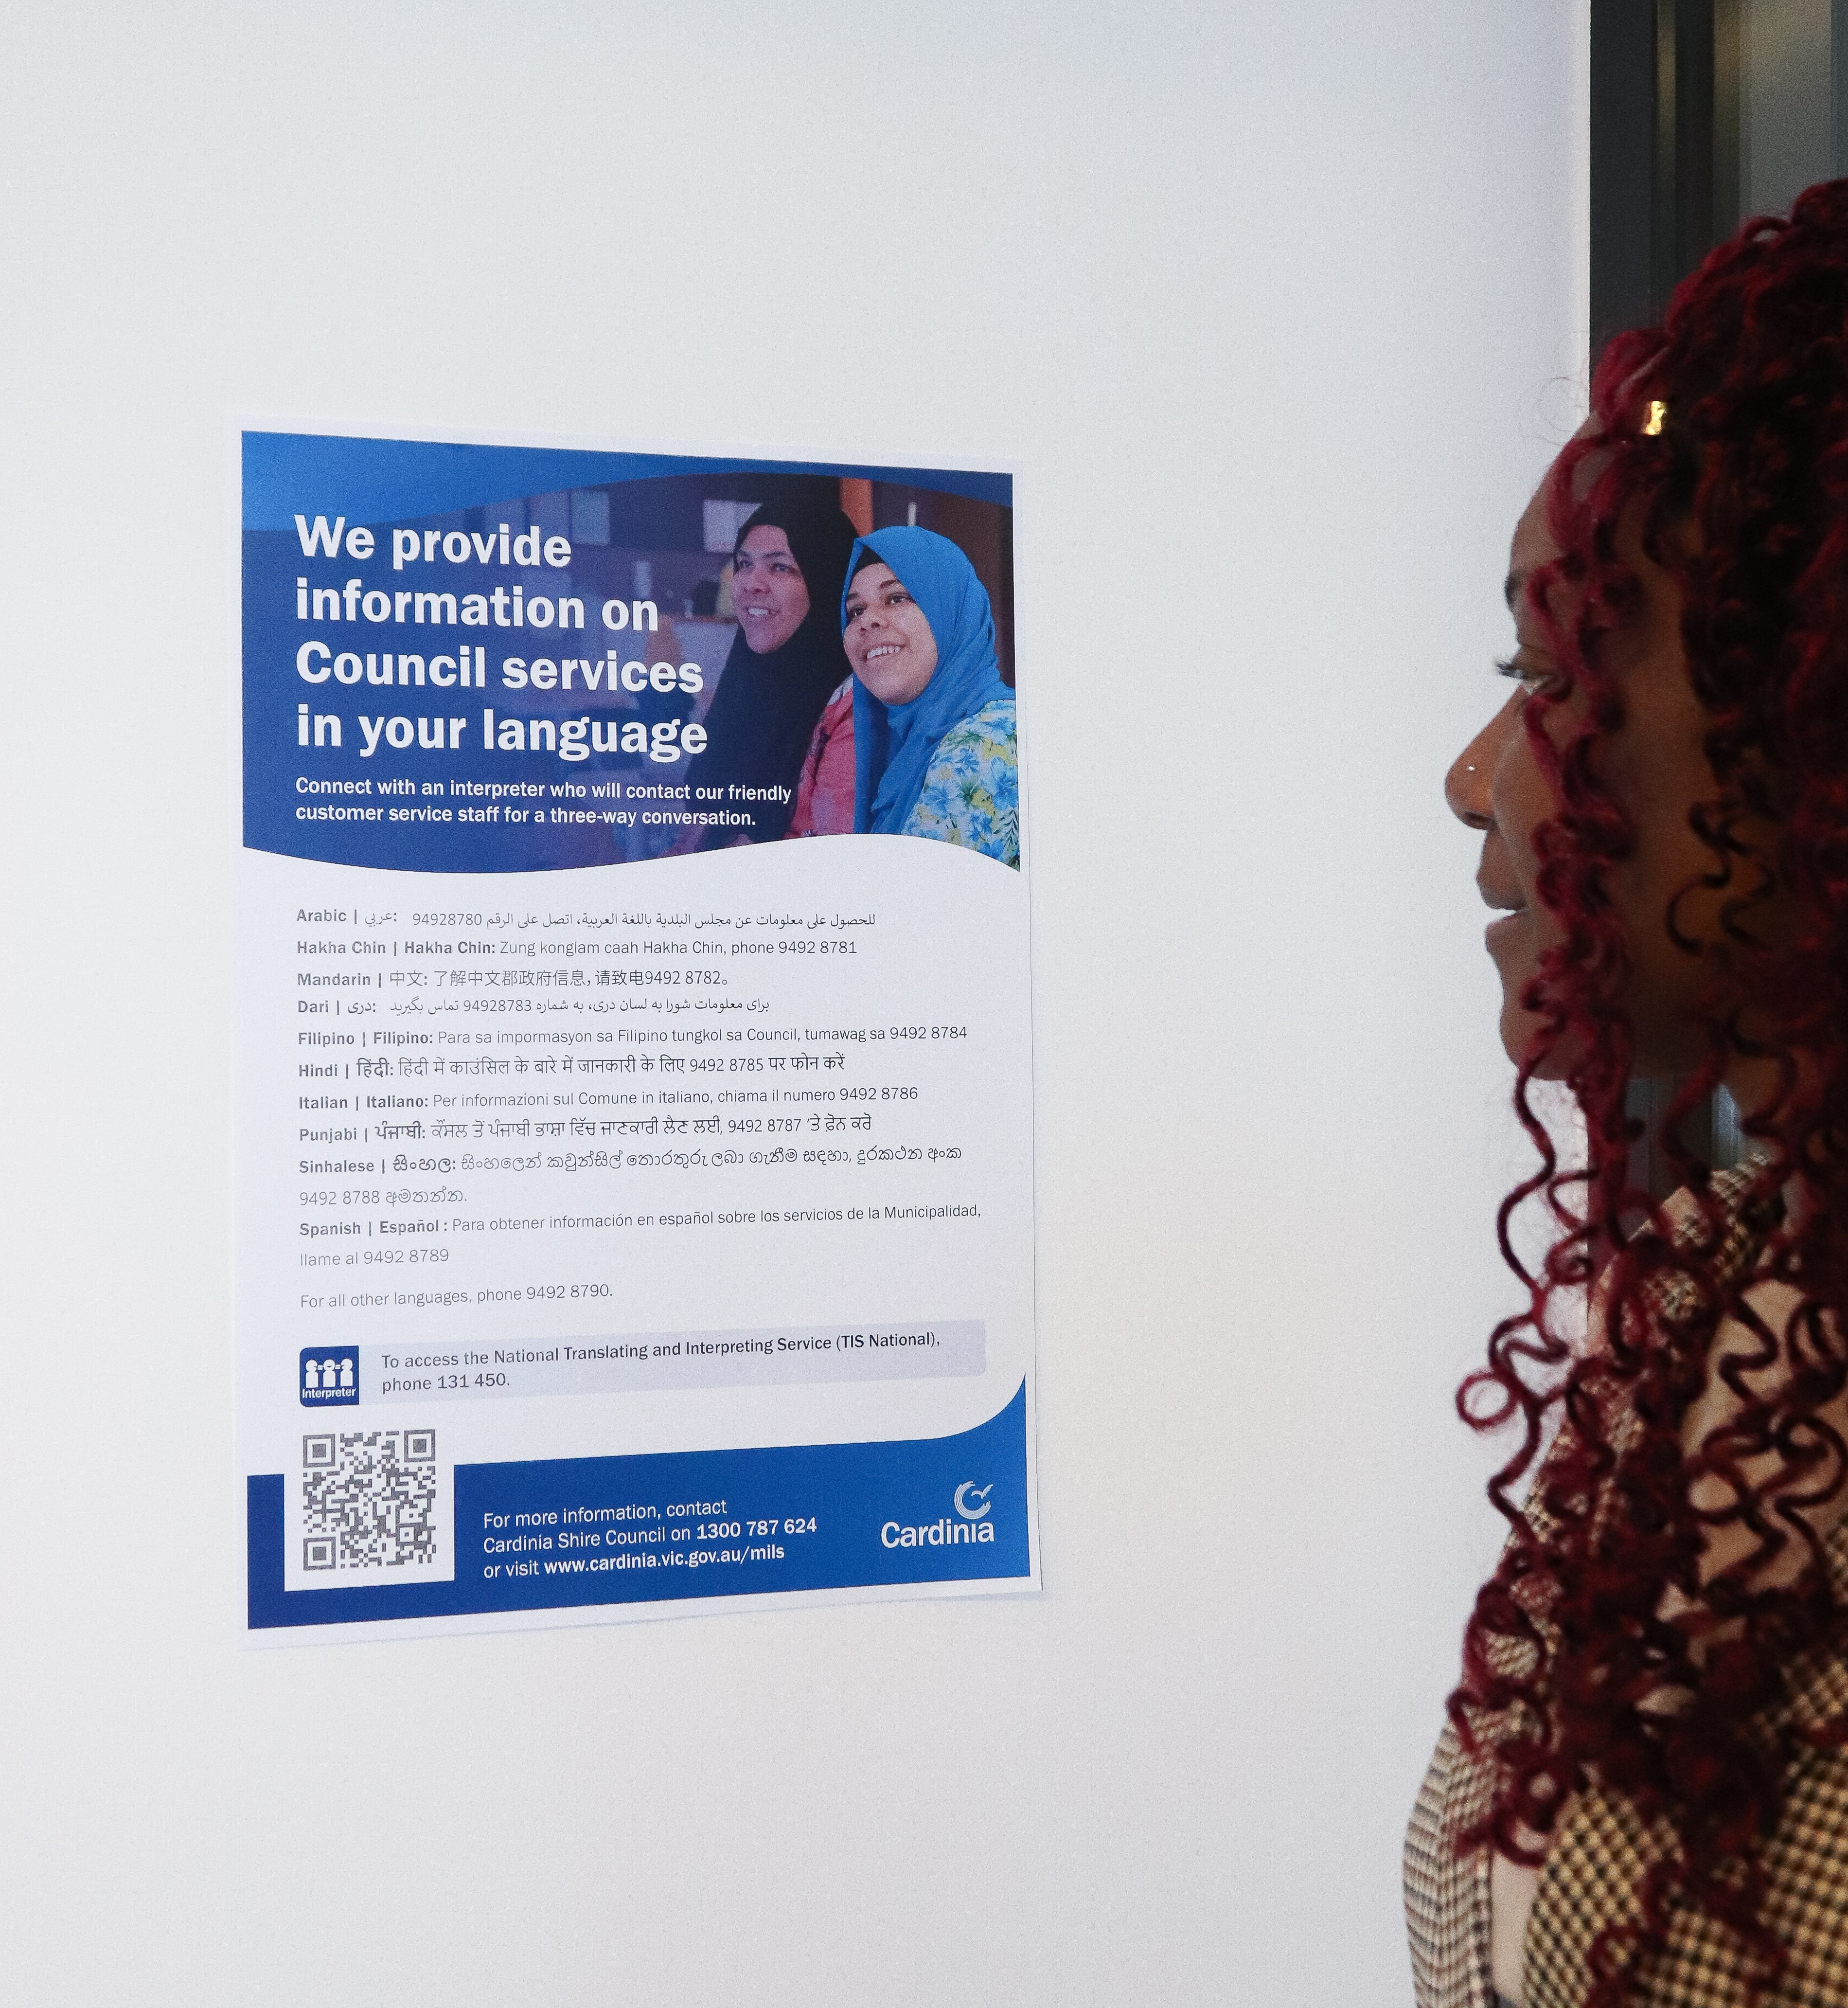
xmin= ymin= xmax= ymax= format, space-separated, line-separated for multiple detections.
xmin=1408 ymin=179 xmax=1848 ymax=2008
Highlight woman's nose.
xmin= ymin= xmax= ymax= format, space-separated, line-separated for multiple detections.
xmin=1444 ymin=713 xmax=1501 ymax=830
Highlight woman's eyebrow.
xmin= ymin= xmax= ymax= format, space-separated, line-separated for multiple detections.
xmin=1504 ymin=570 xmax=1527 ymax=610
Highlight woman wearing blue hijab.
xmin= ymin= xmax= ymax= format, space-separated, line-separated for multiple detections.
xmin=840 ymin=526 xmax=1019 ymax=867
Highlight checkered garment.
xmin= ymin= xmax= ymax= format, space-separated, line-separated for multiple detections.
xmin=1405 ymin=1165 xmax=1848 ymax=2008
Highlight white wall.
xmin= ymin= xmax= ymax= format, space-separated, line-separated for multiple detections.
xmin=0 ymin=5 xmax=1585 ymax=2001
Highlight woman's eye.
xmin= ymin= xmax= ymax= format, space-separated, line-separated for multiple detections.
xmin=1496 ymin=654 xmax=1562 ymax=699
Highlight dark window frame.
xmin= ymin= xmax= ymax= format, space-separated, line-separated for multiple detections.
xmin=1592 ymin=0 xmax=1848 ymax=357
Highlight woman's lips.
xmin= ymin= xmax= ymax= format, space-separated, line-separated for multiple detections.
xmin=1485 ymin=905 xmax=1528 ymax=952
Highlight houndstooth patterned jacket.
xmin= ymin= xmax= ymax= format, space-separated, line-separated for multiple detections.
xmin=1405 ymin=1166 xmax=1848 ymax=2008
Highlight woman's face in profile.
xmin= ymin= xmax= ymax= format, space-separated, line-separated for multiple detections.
xmin=844 ymin=563 xmax=939 ymax=704
xmin=1445 ymin=468 xmax=1739 ymax=1080
xmin=732 ymin=526 xmax=811 ymax=653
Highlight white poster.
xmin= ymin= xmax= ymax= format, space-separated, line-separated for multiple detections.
xmin=234 ymin=427 xmax=1036 ymax=1642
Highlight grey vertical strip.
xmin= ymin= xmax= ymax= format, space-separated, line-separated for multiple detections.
xmin=1834 ymin=0 xmax=1848 ymax=174
xmin=1712 ymin=0 xmax=1741 ymax=238
xmin=1654 ymin=0 xmax=1682 ymax=310
xmin=1670 ymin=0 xmax=1718 ymax=285
xmin=1592 ymin=0 xmax=1661 ymax=356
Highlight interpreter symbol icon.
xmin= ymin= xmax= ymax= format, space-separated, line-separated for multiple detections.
xmin=300 ymin=1346 xmax=359 ymax=1406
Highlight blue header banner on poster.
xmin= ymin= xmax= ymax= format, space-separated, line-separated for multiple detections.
xmin=242 ymin=431 xmax=1014 ymax=874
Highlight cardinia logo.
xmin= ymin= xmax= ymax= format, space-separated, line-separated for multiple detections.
xmin=882 ymin=1481 xmax=998 ymax=1549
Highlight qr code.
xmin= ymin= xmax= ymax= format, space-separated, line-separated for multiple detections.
xmin=302 ymin=1430 xmax=437 ymax=1570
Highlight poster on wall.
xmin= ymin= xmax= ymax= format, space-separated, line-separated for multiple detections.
xmin=233 ymin=426 xmax=1036 ymax=1642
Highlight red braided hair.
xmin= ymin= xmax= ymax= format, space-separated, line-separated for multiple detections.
xmin=1454 ymin=179 xmax=1848 ymax=2004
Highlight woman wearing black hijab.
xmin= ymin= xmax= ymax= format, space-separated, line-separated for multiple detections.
xmin=686 ymin=493 xmax=859 ymax=848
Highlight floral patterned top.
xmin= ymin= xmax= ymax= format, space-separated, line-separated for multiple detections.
xmin=903 ymin=696 xmax=1019 ymax=867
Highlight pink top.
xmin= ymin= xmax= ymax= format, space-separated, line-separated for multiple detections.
xmin=786 ymin=680 xmax=856 ymax=839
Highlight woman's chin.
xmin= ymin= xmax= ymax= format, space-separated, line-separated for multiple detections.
xmin=1500 ymin=1002 xmax=1575 ymax=1079
xmin=739 ymin=615 xmax=794 ymax=653
xmin=858 ymin=667 xmax=934 ymax=706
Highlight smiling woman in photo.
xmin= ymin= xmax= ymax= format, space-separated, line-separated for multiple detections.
xmin=681 ymin=494 xmax=858 ymax=848
xmin=839 ymin=525 xmax=1018 ymax=867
